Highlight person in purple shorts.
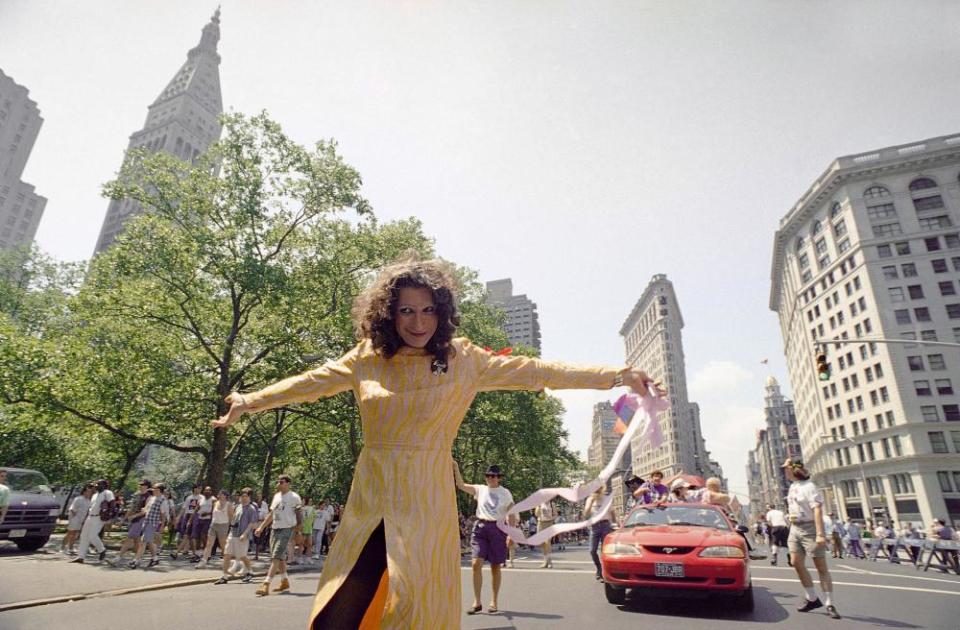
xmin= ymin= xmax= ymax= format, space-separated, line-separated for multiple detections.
xmin=454 ymin=462 xmax=515 ymax=616
xmin=190 ymin=486 xmax=215 ymax=559
xmin=116 ymin=480 xmax=152 ymax=566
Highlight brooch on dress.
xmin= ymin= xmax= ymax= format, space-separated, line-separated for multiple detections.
xmin=431 ymin=359 xmax=448 ymax=375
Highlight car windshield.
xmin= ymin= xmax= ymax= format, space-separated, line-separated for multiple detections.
xmin=624 ymin=505 xmax=730 ymax=531
xmin=5 ymin=471 xmax=53 ymax=495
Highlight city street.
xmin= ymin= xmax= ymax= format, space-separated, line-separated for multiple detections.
xmin=2 ymin=538 xmax=958 ymax=630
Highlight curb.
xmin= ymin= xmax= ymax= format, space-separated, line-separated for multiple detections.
xmin=0 ymin=564 xmax=320 ymax=613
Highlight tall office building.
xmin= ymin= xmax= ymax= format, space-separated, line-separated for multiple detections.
xmin=770 ymin=133 xmax=960 ymax=526
xmin=0 ymin=69 xmax=46 ymax=252
xmin=746 ymin=449 xmax=764 ymax=518
xmin=94 ymin=9 xmax=223 ymax=254
xmin=747 ymin=376 xmax=802 ymax=512
xmin=588 ymin=401 xmax=632 ymax=517
xmin=485 ymin=278 xmax=542 ymax=351
xmin=620 ymin=274 xmax=715 ymax=479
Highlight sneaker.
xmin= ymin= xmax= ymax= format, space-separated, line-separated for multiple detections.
xmin=276 ymin=578 xmax=290 ymax=592
xmin=242 ymin=573 xmax=254 ymax=584
xmin=147 ymin=559 xmax=160 ymax=568
xmin=127 ymin=560 xmax=138 ymax=569
xmin=67 ymin=550 xmax=77 ymax=556
xmin=98 ymin=550 xmax=107 ymax=562
xmin=69 ymin=557 xmax=85 ymax=564
xmin=826 ymin=605 xmax=841 ymax=619
xmin=170 ymin=552 xmax=178 ymax=560
xmin=194 ymin=562 xmax=207 ymax=570
xmin=797 ymin=598 xmax=823 ymax=612
xmin=214 ymin=577 xmax=228 ymax=585
xmin=256 ymin=583 xmax=270 ymax=597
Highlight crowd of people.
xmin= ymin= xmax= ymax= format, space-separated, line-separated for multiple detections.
xmin=755 ymin=504 xmax=960 ymax=564
xmin=58 ymin=475 xmax=345 ymax=589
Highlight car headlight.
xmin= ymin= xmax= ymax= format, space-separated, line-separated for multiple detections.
xmin=602 ymin=543 xmax=642 ymax=556
xmin=49 ymin=508 xmax=60 ymax=516
xmin=699 ymin=546 xmax=745 ymax=558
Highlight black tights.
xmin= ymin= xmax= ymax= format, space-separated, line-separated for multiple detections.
xmin=312 ymin=521 xmax=387 ymax=629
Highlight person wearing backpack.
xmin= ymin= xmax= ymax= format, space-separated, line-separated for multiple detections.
xmin=70 ymin=479 xmax=116 ymax=564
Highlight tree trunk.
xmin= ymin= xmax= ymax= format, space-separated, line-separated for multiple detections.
xmin=260 ymin=409 xmax=285 ymax=498
xmin=115 ymin=444 xmax=146 ymax=490
xmin=206 ymin=427 xmax=227 ymax=489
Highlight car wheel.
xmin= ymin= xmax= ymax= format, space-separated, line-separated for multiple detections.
xmin=14 ymin=536 xmax=50 ymax=552
xmin=733 ymin=584 xmax=754 ymax=612
xmin=604 ymin=582 xmax=626 ymax=605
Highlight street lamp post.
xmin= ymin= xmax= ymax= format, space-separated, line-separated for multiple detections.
xmin=821 ymin=434 xmax=872 ymax=522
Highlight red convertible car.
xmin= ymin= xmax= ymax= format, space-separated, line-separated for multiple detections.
xmin=600 ymin=503 xmax=754 ymax=610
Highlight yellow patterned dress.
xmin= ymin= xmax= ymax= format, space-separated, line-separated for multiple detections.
xmin=241 ymin=337 xmax=619 ymax=629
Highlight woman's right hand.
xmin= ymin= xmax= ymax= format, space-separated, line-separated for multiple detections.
xmin=211 ymin=392 xmax=249 ymax=429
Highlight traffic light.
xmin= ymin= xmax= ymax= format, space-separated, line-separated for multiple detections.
xmin=816 ymin=353 xmax=831 ymax=381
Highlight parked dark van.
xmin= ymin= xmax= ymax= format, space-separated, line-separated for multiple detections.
xmin=1 ymin=467 xmax=59 ymax=551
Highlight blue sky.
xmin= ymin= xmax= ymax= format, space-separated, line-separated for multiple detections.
xmin=2 ymin=0 xmax=958 ymax=499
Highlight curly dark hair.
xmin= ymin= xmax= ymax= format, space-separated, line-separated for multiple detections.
xmin=352 ymin=253 xmax=461 ymax=366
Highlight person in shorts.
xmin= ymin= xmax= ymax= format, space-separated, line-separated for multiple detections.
xmin=190 ymin=486 xmax=215 ymax=559
xmin=117 ymin=480 xmax=152 ymax=566
xmin=784 ymin=458 xmax=840 ymax=619
xmin=534 ymin=500 xmax=557 ymax=568
xmin=215 ymin=487 xmax=258 ymax=584
xmin=765 ymin=502 xmax=790 ymax=566
xmin=454 ymin=462 xmax=515 ymax=615
xmin=254 ymin=474 xmax=302 ymax=596
xmin=173 ymin=484 xmax=202 ymax=560
xmin=132 ymin=482 xmax=169 ymax=568
xmin=62 ymin=483 xmax=94 ymax=555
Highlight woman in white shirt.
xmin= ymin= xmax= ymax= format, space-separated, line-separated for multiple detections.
xmin=197 ymin=490 xmax=234 ymax=568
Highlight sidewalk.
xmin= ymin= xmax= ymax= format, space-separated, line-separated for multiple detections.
xmin=0 ymin=534 xmax=323 ymax=610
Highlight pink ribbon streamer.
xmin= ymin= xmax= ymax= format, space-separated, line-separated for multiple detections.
xmin=498 ymin=389 xmax=669 ymax=546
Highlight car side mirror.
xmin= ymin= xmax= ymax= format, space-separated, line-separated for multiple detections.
xmin=736 ymin=525 xmax=748 ymax=534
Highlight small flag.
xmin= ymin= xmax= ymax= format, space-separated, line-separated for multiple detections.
xmin=612 ymin=393 xmax=639 ymax=435
xmin=484 ymin=347 xmax=513 ymax=356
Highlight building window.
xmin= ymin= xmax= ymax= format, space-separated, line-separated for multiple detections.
xmin=873 ymin=223 xmax=903 ymax=237
xmin=888 ymin=287 xmax=905 ymax=302
xmin=864 ymin=185 xmax=891 ymax=198
xmin=944 ymin=405 xmax=960 ymax=422
xmin=915 ymin=307 xmax=932 ymax=322
xmin=830 ymin=202 xmax=843 ymax=219
xmin=936 ymin=379 xmax=954 ymax=395
xmin=908 ymin=285 xmax=924 ymax=299
xmin=920 ymin=216 xmax=953 ymax=230
xmin=914 ymin=194 xmax=945 ymax=210
xmin=877 ymin=244 xmax=892 ymax=258
xmin=923 ymin=405 xmax=940 ymax=422
xmin=802 ymin=270 xmax=812 ymax=283
xmin=892 ymin=435 xmax=903 ymax=456
xmin=838 ymin=238 xmax=850 ymax=253
xmin=947 ymin=304 xmax=960 ymax=319
xmin=954 ymin=257 xmax=960 ymax=271
xmin=902 ymin=332 xmax=916 ymax=348
xmin=908 ymin=356 xmax=925 ymax=371
xmin=812 ymin=220 xmax=823 ymax=236
xmin=938 ymin=471 xmax=953 ymax=491
xmin=815 ymin=238 xmax=828 ymax=255
xmin=867 ymin=203 xmax=897 ymax=220
xmin=902 ymin=263 xmax=918 ymax=277
xmin=930 ymin=432 xmax=950 ymax=453
xmin=798 ymin=252 xmax=809 ymax=269
xmin=940 ymin=281 xmax=957 ymax=296
xmin=926 ymin=237 xmax=942 ymax=251
xmin=933 ymin=260 xmax=949 ymax=274
xmin=915 ymin=380 xmax=932 ymax=396
xmin=945 ymin=233 xmax=960 ymax=249
xmin=910 ymin=177 xmax=938 ymax=191
xmin=882 ymin=265 xmax=898 ymax=280
xmin=866 ymin=474 xmax=881 ymax=492
xmin=929 ymin=354 xmax=947 ymax=371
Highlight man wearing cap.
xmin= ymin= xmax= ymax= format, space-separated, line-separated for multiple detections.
xmin=623 ymin=475 xmax=643 ymax=518
xmin=783 ymin=458 xmax=841 ymax=619
xmin=668 ymin=479 xmax=698 ymax=503
xmin=454 ymin=462 xmax=515 ymax=615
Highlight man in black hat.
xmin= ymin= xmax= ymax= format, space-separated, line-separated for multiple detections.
xmin=622 ymin=474 xmax=644 ymax=519
xmin=454 ymin=462 xmax=515 ymax=615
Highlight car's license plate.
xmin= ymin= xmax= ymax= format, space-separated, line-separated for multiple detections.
xmin=655 ymin=562 xmax=684 ymax=578
xmin=8 ymin=529 xmax=27 ymax=538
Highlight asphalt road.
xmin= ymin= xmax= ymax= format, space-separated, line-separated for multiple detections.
xmin=2 ymin=538 xmax=958 ymax=629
